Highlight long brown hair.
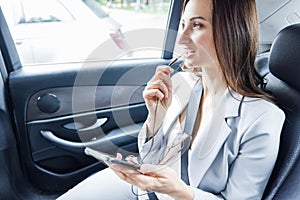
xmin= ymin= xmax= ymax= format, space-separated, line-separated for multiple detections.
xmin=183 ymin=0 xmax=274 ymax=102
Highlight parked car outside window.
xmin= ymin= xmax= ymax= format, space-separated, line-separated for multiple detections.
xmin=0 ymin=0 xmax=126 ymax=65
xmin=0 ymin=0 xmax=172 ymax=66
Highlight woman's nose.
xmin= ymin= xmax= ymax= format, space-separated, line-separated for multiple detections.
xmin=178 ymin=28 xmax=190 ymax=45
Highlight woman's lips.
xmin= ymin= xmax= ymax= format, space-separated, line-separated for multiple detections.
xmin=185 ymin=50 xmax=195 ymax=58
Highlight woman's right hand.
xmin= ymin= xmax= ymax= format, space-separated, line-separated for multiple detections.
xmin=143 ymin=65 xmax=174 ymax=134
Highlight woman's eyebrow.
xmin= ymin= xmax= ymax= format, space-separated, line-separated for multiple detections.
xmin=189 ymin=16 xmax=207 ymax=21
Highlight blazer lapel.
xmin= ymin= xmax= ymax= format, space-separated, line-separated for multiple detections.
xmin=159 ymin=73 xmax=199 ymax=167
xmin=188 ymin=89 xmax=243 ymax=187
xmin=162 ymin=72 xmax=199 ymax=136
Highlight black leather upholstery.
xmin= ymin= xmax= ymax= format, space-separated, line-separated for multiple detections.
xmin=269 ymin=24 xmax=300 ymax=91
xmin=263 ymin=23 xmax=300 ymax=200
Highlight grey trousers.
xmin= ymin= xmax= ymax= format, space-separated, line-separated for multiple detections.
xmin=57 ymin=168 xmax=138 ymax=200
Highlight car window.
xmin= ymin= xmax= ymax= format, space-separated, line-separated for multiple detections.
xmin=21 ymin=0 xmax=74 ymax=23
xmin=1 ymin=0 xmax=173 ymax=66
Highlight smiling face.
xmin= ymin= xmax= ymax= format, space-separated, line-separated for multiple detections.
xmin=178 ymin=0 xmax=220 ymax=72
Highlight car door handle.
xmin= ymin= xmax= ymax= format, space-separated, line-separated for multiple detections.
xmin=40 ymin=123 xmax=142 ymax=152
xmin=40 ymin=130 xmax=87 ymax=149
xmin=63 ymin=117 xmax=108 ymax=132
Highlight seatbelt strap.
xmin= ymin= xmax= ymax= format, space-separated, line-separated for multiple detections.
xmin=148 ymin=81 xmax=202 ymax=200
xmin=148 ymin=191 xmax=159 ymax=200
xmin=181 ymin=82 xmax=203 ymax=185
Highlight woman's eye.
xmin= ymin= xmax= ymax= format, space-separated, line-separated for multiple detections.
xmin=193 ymin=22 xmax=203 ymax=29
xmin=180 ymin=21 xmax=203 ymax=31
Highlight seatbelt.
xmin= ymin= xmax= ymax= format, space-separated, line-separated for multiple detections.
xmin=181 ymin=81 xmax=203 ymax=184
xmin=148 ymin=81 xmax=203 ymax=199
xmin=148 ymin=192 xmax=159 ymax=200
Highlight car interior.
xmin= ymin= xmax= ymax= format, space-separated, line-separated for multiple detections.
xmin=262 ymin=23 xmax=300 ymax=200
xmin=0 ymin=0 xmax=300 ymax=199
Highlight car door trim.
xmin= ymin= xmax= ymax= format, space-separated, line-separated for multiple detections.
xmin=40 ymin=122 xmax=143 ymax=152
xmin=63 ymin=117 xmax=108 ymax=132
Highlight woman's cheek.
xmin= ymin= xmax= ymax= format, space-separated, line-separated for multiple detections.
xmin=194 ymin=35 xmax=216 ymax=65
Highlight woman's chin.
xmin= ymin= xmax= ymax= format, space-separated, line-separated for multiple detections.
xmin=181 ymin=65 xmax=202 ymax=74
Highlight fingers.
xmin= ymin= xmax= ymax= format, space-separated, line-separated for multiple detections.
xmin=109 ymin=153 xmax=180 ymax=194
xmin=155 ymin=65 xmax=174 ymax=77
xmin=110 ymin=165 xmax=142 ymax=186
xmin=143 ymin=82 xmax=166 ymax=100
xmin=111 ymin=163 xmax=178 ymax=194
xmin=116 ymin=153 xmax=123 ymax=159
xmin=110 ymin=163 xmax=139 ymax=175
xmin=109 ymin=153 xmax=139 ymax=174
xmin=125 ymin=155 xmax=140 ymax=165
xmin=144 ymin=66 xmax=173 ymax=101
xmin=129 ymin=165 xmax=170 ymax=193
xmin=111 ymin=166 xmax=157 ymax=192
xmin=139 ymin=164 xmax=169 ymax=177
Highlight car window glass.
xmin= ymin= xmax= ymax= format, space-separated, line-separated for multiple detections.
xmin=102 ymin=0 xmax=172 ymax=61
xmin=2 ymin=0 xmax=172 ymax=66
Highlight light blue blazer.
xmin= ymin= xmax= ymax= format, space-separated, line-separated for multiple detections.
xmin=138 ymin=72 xmax=285 ymax=200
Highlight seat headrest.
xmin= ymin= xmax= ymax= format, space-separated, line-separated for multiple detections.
xmin=269 ymin=23 xmax=300 ymax=91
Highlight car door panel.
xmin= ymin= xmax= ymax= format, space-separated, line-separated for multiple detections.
xmin=8 ymin=59 xmax=181 ymax=192
xmin=0 ymin=0 xmax=187 ymax=197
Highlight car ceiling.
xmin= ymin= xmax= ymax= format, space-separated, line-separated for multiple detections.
xmin=257 ymin=0 xmax=300 ymax=45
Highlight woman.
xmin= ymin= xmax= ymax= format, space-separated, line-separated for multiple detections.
xmin=58 ymin=0 xmax=285 ymax=199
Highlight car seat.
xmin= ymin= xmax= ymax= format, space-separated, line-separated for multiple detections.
xmin=262 ymin=23 xmax=300 ymax=199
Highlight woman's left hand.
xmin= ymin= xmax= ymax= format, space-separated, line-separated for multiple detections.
xmin=109 ymin=155 xmax=194 ymax=200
